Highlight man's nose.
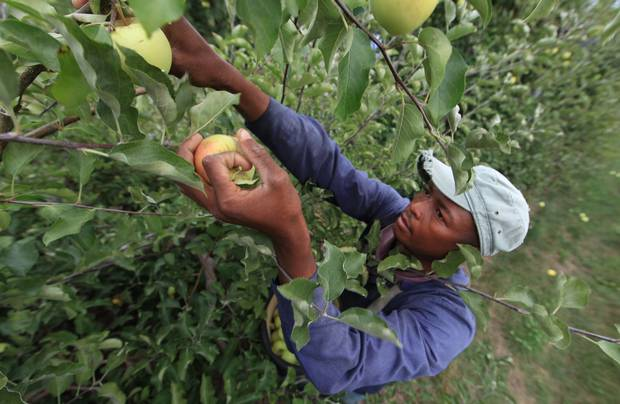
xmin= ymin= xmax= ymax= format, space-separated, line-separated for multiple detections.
xmin=409 ymin=199 xmax=429 ymax=220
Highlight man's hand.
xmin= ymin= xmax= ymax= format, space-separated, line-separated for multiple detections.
xmin=177 ymin=130 xmax=305 ymax=241
xmin=177 ymin=130 xmax=316 ymax=282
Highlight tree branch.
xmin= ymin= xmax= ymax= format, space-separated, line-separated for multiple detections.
xmin=0 ymin=133 xmax=114 ymax=150
xmin=0 ymin=64 xmax=47 ymax=134
xmin=443 ymin=279 xmax=620 ymax=344
xmin=0 ymin=199 xmax=181 ymax=217
xmin=281 ymin=62 xmax=290 ymax=104
xmin=331 ymin=0 xmax=435 ymax=134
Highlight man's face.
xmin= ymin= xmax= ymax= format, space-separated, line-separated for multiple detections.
xmin=394 ymin=182 xmax=479 ymax=262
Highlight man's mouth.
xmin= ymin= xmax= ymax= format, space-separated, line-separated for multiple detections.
xmin=396 ymin=214 xmax=410 ymax=235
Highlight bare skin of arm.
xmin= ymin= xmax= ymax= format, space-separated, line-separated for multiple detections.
xmin=161 ymin=18 xmax=270 ymax=122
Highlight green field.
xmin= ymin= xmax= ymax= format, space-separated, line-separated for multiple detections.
xmin=370 ymin=135 xmax=620 ymax=403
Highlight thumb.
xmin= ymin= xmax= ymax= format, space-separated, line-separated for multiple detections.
xmin=202 ymin=152 xmax=251 ymax=196
xmin=235 ymin=129 xmax=281 ymax=180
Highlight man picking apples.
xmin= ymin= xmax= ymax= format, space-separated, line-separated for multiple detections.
xmin=169 ymin=16 xmax=531 ymax=399
xmin=167 ymin=17 xmax=530 ymax=397
xmin=72 ymin=1 xmax=529 ymax=398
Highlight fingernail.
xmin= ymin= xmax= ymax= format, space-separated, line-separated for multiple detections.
xmin=239 ymin=129 xmax=250 ymax=140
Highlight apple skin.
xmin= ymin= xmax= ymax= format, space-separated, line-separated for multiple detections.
xmin=110 ymin=22 xmax=172 ymax=72
xmin=194 ymin=135 xmax=238 ymax=182
xmin=370 ymin=0 xmax=439 ymax=35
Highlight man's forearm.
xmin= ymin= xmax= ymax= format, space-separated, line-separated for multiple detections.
xmin=219 ymin=68 xmax=270 ymax=123
xmin=271 ymin=221 xmax=316 ymax=284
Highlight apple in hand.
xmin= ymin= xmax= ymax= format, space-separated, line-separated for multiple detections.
xmin=193 ymin=135 xmax=256 ymax=186
xmin=370 ymin=0 xmax=439 ymax=35
xmin=111 ymin=21 xmax=173 ymax=72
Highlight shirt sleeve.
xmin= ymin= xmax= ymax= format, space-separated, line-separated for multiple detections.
xmin=247 ymin=98 xmax=409 ymax=227
xmin=272 ymin=276 xmax=477 ymax=395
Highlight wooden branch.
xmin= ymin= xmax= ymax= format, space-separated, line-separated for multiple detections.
xmin=0 ymin=133 xmax=113 ymax=150
xmin=0 ymin=199 xmax=180 ymax=217
xmin=280 ymin=62 xmax=290 ymax=104
xmin=0 ymin=64 xmax=47 ymax=134
xmin=443 ymin=279 xmax=620 ymax=344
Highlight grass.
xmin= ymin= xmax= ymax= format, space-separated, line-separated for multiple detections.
xmin=368 ymin=138 xmax=620 ymax=403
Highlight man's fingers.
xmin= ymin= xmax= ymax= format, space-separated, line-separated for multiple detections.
xmin=177 ymin=133 xmax=203 ymax=163
xmin=72 ymin=0 xmax=89 ymax=8
xmin=235 ymin=129 xmax=282 ymax=181
xmin=202 ymin=152 xmax=251 ymax=198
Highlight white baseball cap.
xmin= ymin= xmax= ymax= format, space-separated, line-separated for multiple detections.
xmin=417 ymin=150 xmax=530 ymax=256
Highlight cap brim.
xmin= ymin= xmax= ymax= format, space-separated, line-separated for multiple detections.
xmin=418 ymin=150 xmax=471 ymax=212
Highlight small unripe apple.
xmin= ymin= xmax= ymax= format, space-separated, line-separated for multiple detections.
xmin=194 ymin=135 xmax=256 ymax=186
xmin=370 ymin=0 xmax=439 ymax=35
xmin=111 ymin=21 xmax=172 ymax=72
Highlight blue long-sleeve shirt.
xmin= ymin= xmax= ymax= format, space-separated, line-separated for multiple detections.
xmin=246 ymin=99 xmax=476 ymax=395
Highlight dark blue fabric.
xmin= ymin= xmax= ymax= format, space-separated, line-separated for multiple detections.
xmin=247 ymin=99 xmax=476 ymax=395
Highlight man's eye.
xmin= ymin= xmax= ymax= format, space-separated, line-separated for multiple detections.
xmin=436 ymin=209 xmax=444 ymax=220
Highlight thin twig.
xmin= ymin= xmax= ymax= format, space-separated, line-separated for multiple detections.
xmin=281 ymin=62 xmax=290 ymax=104
xmin=0 ymin=133 xmax=114 ymax=150
xmin=442 ymin=279 xmax=620 ymax=344
xmin=0 ymin=199 xmax=180 ymax=217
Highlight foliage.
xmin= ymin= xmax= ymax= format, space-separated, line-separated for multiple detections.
xmin=0 ymin=0 xmax=618 ymax=401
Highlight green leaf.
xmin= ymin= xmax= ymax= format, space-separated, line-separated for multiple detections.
xmin=432 ymin=249 xmax=465 ymax=278
xmin=42 ymin=207 xmax=95 ymax=246
xmin=419 ymin=27 xmax=452 ymax=95
xmin=345 ymin=279 xmax=368 ymax=297
xmin=0 ymin=20 xmax=60 ymax=71
xmin=0 ymin=371 xmax=6 ymax=390
xmin=108 ymin=141 xmax=203 ymax=189
xmin=0 ymin=49 xmax=18 ymax=107
xmin=457 ymin=243 xmax=483 ymax=279
xmin=3 ymin=143 xmax=42 ymax=179
xmin=444 ymin=0 xmax=457 ymax=29
xmin=531 ymin=304 xmax=571 ymax=349
xmin=335 ymin=28 xmax=375 ymax=119
xmin=277 ymin=278 xmax=319 ymax=317
xmin=190 ymin=91 xmax=241 ymax=133
xmin=127 ymin=0 xmax=186 ymax=36
xmin=601 ymin=12 xmax=620 ymax=45
xmin=200 ymin=374 xmax=216 ymax=404
xmin=377 ymin=253 xmax=410 ymax=273
xmin=98 ymin=382 xmax=127 ymax=404
xmin=524 ymin=0 xmax=558 ymax=23
xmin=0 ymin=211 xmax=10 ymax=231
xmin=447 ymin=23 xmax=477 ymax=41
xmin=317 ymin=20 xmax=347 ymax=72
xmin=303 ymin=0 xmax=341 ymax=44
xmin=342 ymin=249 xmax=366 ymax=279
xmin=557 ymin=275 xmax=590 ymax=310
xmin=447 ymin=144 xmax=475 ymax=194
xmin=77 ymin=152 xmax=96 ymax=192
xmin=50 ymin=49 xmax=92 ymax=112
xmin=0 ymin=389 xmax=26 ymax=404
xmin=317 ymin=241 xmax=347 ymax=301
xmin=597 ymin=341 xmax=620 ymax=366
xmin=53 ymin=17 xmax=136 ymax=132
xmin=119 ymin=47 xmax=177 ymax=125
xmin=392 ymin=101 xmax=426 ymax=163
xmin=497 ymin=286 xmax=535 ymax=308
xmin=465 ymin=128 xmax=499 ymax=149
xmin=469 ymin=0 xmax=493 ymax=26
xmin=338 ymin=307 xmax=402 ymax=348
xmin=2 ymin=0 xmax=55 ymax=19
xmin=279 ymin=20 xmax=300 ymax=65
xmin=290 ymin=315 xmax=311 ymax=350
xmin=237 ymin=0 xmax=282 ymax=58
xmin=427 ymin=48 xmax=467 ymax=123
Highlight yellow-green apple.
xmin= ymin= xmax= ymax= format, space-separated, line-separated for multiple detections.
xmin=110 ymin=21 xmax=172 ymax=72
xmin=370 ymin=0 xmax=439 ymax=35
